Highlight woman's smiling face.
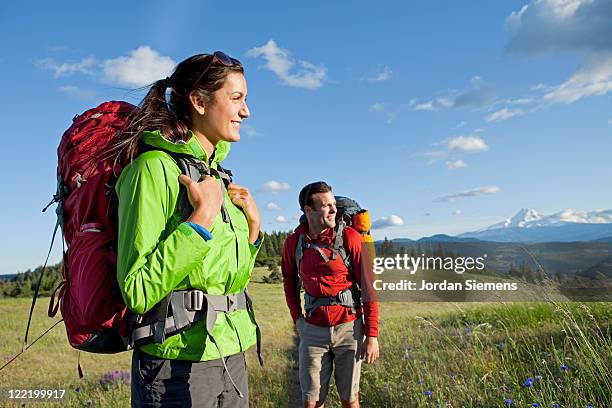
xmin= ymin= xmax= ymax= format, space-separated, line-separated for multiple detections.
xmin=196 ymin=72 xmax=250 ymax=144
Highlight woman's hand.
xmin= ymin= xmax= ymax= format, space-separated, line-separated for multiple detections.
xmin=178 ymin=175 xmax=223 ymax=230
xmin=227 ymin=183 xmax=261 ymax=243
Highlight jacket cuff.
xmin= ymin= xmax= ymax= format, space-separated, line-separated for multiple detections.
xmin=249 ymin=231 xmax=264 ymax=252
xmin=186 ymin=221 xmax=213 ymax=241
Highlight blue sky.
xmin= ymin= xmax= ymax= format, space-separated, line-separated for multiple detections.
xmin=1 ymin=0 xmax=611 ymax=274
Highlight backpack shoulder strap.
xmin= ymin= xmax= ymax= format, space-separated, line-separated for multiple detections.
xmin=294 ymin=233 xmax=305 ymax=293
xmin=171 ymin=155 xmax=233 ymax=224
xmin=333 ymin=221 xmax=351 ymax=268
xmin=334 ymin=221 xmax=359 ymax=290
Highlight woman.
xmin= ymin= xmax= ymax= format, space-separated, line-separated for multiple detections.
xmin=115 ymin=52 xmax=262 ymax=407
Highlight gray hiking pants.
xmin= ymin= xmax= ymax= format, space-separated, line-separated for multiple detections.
xmin=131 ymin=347 xmax=248 ymax=408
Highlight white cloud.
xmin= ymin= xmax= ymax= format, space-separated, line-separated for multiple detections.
xmin=266 ymin=202 xmax=282 ymax=211
xmin=275 ymin=215 xmax=288 ymax=223
xmin=486 ymin=107 xmax=523 ymax=122
xmin=446 ymin=160 xmax=468 ymax=170
xmin=102 ymin=46 xmax=176 ymax=87
xmin=456 ymin=121 xmax=467 ymax=128
xmin=422 ymin=135 xmax=487 ymax=167
xmin=58 ymin=85 xmax=96 ymax=101
xmin=509 ymin=98 xmax=535 ymax=105
xmin=414 ymin=101 xmax=434 ymax=111
xmin=504 ymin=0 xmax=612 ymax=109
xmin=436 ymin=186 xmax=501 ymax=203
xmin=424 ymin=151 xmax=448 ymax=165
xmin=452 ymin=209 xmax=462 ymax=216
xmin=262 ymin=180 xmax=290 ymax=194
xmin=413 ymin=77 xmax=496 ymax=111
xmin=445 ymin=135 xmax=489 ymax=152
xmin=369 ymin=103 xmax=385 ymax=113
xmin=608 ymin=118 xmax=612 ymax=125
xmin=368 ymin=102 xmax=399 ymax=123
xmin=371 ymin=215 xmax=404 ymax=230
xmin=506 ymin=0 xmax=612 ymax=55
xmin=506 ymin=4 xmax=529 ymax=32
xmin=242 ymin=124 xmax=258 ymax=137
xmin=367 ymin=66 xmax=392 ymax=82
xmin=531 ymin=83 xmax=548 ymax=91
xmin=246 ymin=39 xmax=326 ymax=90
xmin=541 ymin=53 xmax=612 ymax=104
xmin=36 ymin=56 xmax=95 ymax=77
xmin=414 ymin=98 xmax=452 ymax=111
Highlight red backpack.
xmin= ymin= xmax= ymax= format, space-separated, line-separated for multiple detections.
xmin=26 ymin=101 xmax=236 ymax=359
xmin=26 ymin=101 xmax=136 ymax=354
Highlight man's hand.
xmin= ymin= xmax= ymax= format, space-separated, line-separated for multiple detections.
xmin=361 ymin=336 xmax=379 ymax=364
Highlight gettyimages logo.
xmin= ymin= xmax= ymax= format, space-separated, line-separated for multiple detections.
xmin=373 ymin=253 xmax=487 ymax=275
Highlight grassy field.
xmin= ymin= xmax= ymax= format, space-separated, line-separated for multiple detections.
xmin=0 ymin=267 xmax=610 ymax=407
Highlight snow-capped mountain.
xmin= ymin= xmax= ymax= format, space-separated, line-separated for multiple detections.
xmin=482 ymin=208 xmax=542 ymax=230
xmin=459 ymin=208 xmax=612 ymax=242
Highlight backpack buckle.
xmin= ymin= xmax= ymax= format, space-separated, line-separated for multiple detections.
xmin=185 ymin=290 xmax=204 ymax=310
xmin=226 ymin=295 xmax=237 ymax=312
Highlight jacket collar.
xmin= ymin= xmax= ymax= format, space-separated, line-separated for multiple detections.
xmin=141 ymin=130 xmax=230 ymax=163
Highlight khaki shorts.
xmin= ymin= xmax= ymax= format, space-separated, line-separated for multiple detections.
xmin=297 ymin=318 xmax=364 ymax=402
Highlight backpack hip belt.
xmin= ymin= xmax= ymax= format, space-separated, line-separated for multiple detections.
xmin=130 ymin=289 xmax=250 ymax=346
xmin=303 ymin=287 xmax=361 ymax=317
xmin=130 ymin=288 xmax=259 ymax=398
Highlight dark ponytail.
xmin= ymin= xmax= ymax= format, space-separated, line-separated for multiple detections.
xmin=114 ymin=53 xmax=244 ymax=163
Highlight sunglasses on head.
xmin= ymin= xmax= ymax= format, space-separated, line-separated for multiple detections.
xmin=212 ymin=51 xmax=242 ymax=67
xmin=196 ymin=51 xmax=242 ymax=83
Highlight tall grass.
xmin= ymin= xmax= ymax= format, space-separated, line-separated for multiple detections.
xmin=0 ymin=270 xmax=610 ymax=407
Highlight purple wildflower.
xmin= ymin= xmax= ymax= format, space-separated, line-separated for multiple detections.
xmin=523 ymin=377 xmax=534 ymax=388
xmin=560 ymin=363 xmax=569 ymax=372
xmin=532 ymin=403 xmax=539 ymax=407
xmin=504 ymin=398 xmax=513 ymax=405
xmin=424 ymin=390 xmax=433 ymax=397
xmin=99 ymin=370 xmax=130 ymax=388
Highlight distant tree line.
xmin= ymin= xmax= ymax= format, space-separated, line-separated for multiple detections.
xmin=254 ymin=230 xmax=290 ymax=269
xmin=0 ymin=263 xmax=63 ymax=298
xmin=255 ymin=230 xmax=290 ymax=283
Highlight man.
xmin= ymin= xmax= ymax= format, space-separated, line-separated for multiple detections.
xmin=282 ymin=181 xmax=379 ymax=408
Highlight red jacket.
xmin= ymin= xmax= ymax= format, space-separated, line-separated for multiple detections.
xmin=282 ymin=222 xmax=379 ymax=337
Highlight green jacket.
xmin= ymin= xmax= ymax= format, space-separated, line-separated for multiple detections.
xmin=116 ymin=130 xmax=261 ymax=361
